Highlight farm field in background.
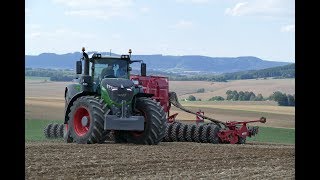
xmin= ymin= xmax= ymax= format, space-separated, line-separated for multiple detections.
xmin=25 ymin=78 xmax=295 ymax=99
xmin=170 ymin=78 xmax=295 ymax=100
xmin=25 ymin=77 xmax=295 ymax=128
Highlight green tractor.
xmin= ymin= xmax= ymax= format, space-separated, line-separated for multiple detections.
xmin=63 ymin=48 xmax=166 ymax=145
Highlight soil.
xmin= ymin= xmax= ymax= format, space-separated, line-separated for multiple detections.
xmin=26 ymin=141 xmax=294 ymax=179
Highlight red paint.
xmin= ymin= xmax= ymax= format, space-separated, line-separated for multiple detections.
xmin=130 ymin=74 xmax=266 ymax=144
xmin=196 ymin=110 xmax=204 ymax=125
xmin=73 ymin=106 xmax=90 ymax=136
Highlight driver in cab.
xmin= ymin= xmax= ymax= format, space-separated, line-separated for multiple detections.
xmin=101 ymin=64 xmax=114 ymax=79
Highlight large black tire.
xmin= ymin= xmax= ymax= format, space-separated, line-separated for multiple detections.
xmin=178 ymin=123 xmax=188 ymax=142
xmin=185 ymin=124 xmax=196 ymax=142
xmin=44 ymin=123 xmax=53 ymax=138
xmin=63 ymin=124 xmax=73 ymax=143
xmin=163 ymin=123 xmax=173 ymax=142
xmin=200 ymin=124 xmax=210 ymax=143
xmin=126 ymin=98 xmax=166 ymax=145
xmin=207 ymin=124 xmax=220 ymax=144
xmin=68 ymin=96 xmax=110 ymax=144
xmin=193 ymin=125 xmax=203 ymax=143
xmin=170 ymin=122 xmax=181 ymax=142
xmin=50 ymin=123 xmax=59 ymax=138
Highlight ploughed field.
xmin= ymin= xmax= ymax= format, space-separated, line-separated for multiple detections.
xmin=26 ymin=141 xmax=294 ymax=179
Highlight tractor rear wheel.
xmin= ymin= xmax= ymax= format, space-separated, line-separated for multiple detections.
xmin=126 ymin=98 xmax=166 ymax=145
xmin=68 ymin=96 xmax=110 ymax=144
xmin=63 ymin=124 xmax=73 ymax=143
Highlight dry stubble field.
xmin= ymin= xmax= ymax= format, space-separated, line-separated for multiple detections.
xmin=25 ymin=78 xmax=295 ymax=179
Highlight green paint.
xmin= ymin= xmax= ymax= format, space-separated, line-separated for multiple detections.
xmin=75 ymin=84 xmax=81 ymax=91
xmin=101 ymin=86 xmax=114 ymax=106
xmin=100 ymin=86 xmax=133 ymax=107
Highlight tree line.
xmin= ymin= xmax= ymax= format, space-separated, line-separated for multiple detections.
xmin=26 ymin=63 xmax=294 ymax=83
xmin=186 ymin=90 xmax=295 ymax=106
xmin=26 ymin=68 xmax=77 ymax=82
xmin=168 ymin=63 xmax=294 ymax=82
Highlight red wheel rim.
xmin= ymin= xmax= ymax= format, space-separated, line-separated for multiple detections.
xmin=73 ymin=106 xmax=90 ymax=136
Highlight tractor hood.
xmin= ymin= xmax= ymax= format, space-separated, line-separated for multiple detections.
xmin=101 ymin=78 xmax=134 ymax=90
xmin=101 ymin=78 xmax=134 ymax=105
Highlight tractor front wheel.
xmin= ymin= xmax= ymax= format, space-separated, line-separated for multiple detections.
xmin=68 ymin=96 xmax=110 ymax=144
xmin=126 ymin=97 xmax=166 ymax=145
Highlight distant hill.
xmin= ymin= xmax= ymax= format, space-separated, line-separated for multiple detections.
xmin=164 ymin=63 xmax=294 ymax=81
xmin=25 ymin=52 xmax=290 ymax=74
xmin=221 ymin=63 xmax=295 ymax=80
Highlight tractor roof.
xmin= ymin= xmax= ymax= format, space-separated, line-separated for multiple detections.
xmin=89 ymin=53 xmax=130 ymax=61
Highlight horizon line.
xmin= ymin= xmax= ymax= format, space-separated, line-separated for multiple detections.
xmin=25 ymin=52 xmax=294 ymax=63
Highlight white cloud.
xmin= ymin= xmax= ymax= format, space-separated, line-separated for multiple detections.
xmin=225 ymin=0 xmax=294 ymax=18
xmin=53 ymin=0 xmax=133 ymax=20
xmin=171 ymin=20 xmax=193 ymax=29
xmin=281 ymin=24 xmax=295 ymax=32
xmin=225 ymin=2 xmax=248 ymax=16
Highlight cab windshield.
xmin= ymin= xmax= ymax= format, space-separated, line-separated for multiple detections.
xmin=93 ymin=59 xmax=128 ymax=81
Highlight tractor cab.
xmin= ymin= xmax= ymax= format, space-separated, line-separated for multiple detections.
xmin=75 ymin=48 xmax=145 ymax=93
xmin=88 ymin=55 xmax=131 ymax=92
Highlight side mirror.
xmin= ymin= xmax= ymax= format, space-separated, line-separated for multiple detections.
xmin=76 ymin=60 xmax=82 ymax=74
xmin=141 ymin=63 xmax=146 ymax=76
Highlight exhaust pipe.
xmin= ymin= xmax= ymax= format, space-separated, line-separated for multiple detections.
xmin=81 ymin=47 xmax=93 ymax=92
xmin=82 ymin=47 xmax=89 ymax=76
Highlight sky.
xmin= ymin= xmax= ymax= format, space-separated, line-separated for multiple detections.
xmin=25 ymin=0 xmax=295 ymax=62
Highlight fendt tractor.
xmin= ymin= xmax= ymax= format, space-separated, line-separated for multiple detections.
xmin=44 ymin=48 xmax=266 ymax=145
